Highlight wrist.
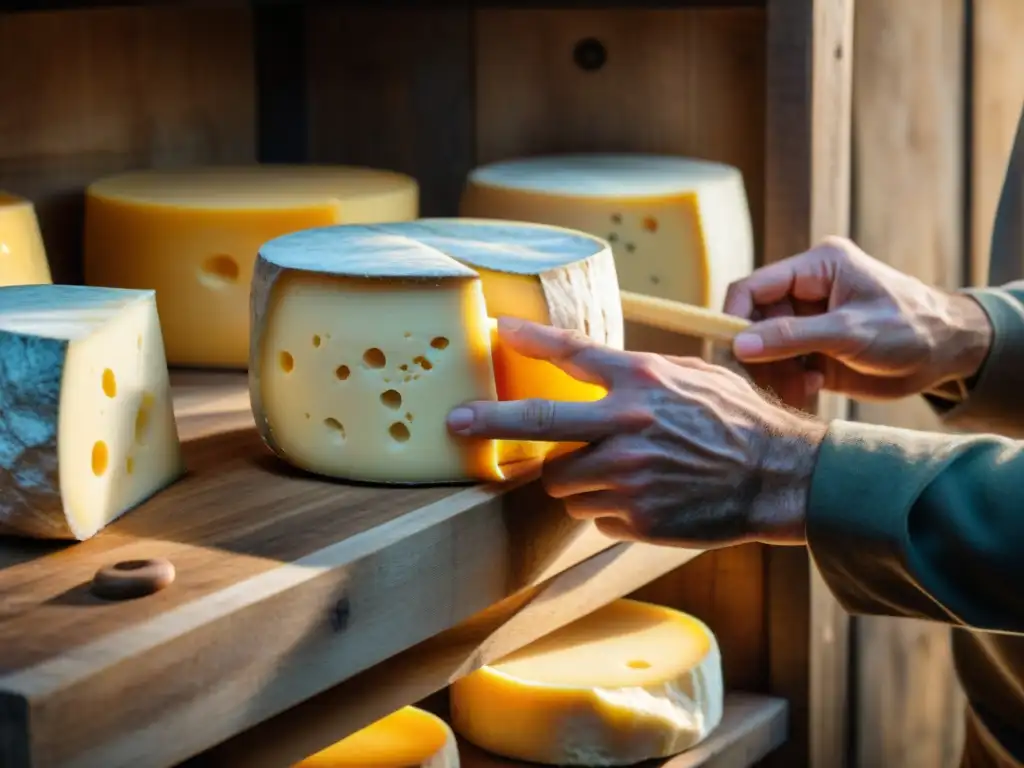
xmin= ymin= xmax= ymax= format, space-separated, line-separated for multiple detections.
xmin=934 ymin=293 xmax=993 ymax=384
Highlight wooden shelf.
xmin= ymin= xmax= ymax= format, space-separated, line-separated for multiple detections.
xmin=458 ymin=694 xmax=788 ymax=768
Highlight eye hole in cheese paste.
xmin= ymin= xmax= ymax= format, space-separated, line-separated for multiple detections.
xmin=363 ymin=348 xmax=386 ymax=368
xmin=413 ymin=355 xmax=433 ymax=371
xmin=135 ymin=392 xmax=155 ymax=444
xmin=199 ymin=254 xmax=240 ymax=288
xmin=102 ymin=368 xmax=117 ymax=398
xmin=389 ymin=422 xmax=411 ymax=442
xmin=627 ymin=659 xmax=652 ymax=670
xmin=380 ymin=389 xmax=402 ymax=409
xmin=312 ymin=334 xmax=322 ymax=348
xmin=324 ymin=418 xmax=346 ymax=442
xmin=92 ymin=441 xmax=109 ymax=476
xmin=279 ymin=351 xmax=294 ymax=373
xmin=430 ymin=336 xmax=449 ymax=350
xmin=335 ymin=364 xmax=350 ymax=381
xmin=126 ymin=456 xmax=135 ymax=474
xmin=643 ymin=216 xmax=659 ymax=233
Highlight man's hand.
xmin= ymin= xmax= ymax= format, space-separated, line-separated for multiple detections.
xmin=447 ymin=318 xmax=828 ymax=549
xmin=724 ymin=236 xmax=993 ymax=407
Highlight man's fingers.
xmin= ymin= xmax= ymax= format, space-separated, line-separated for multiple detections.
xmin=723 ymin=248 xmax=841 ymax=318
xmin=447 ymin=398 xmax=650 ymax=443
xmin=732 ymin=312 xmax=863 ymax=363
xmin=494 ymin=317 xmax=634 ymax=387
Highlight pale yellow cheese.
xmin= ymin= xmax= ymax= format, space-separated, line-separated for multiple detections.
xmin=0 ymin=285 xmax=184 ymax=540
xmin=0 ymin=192 xmax=52 ymax=287
xmin=461 ymin=154 xmax=754 ymax=353
xmin=83 ymin=165 xmax=418 ymax=369
xmin=293 ymin=706 xmax=459 ymax=768
xmin=450 ymin=599 xmax=724 ymax=766
xmin=249 ymin=219 xmax=622 ymax=484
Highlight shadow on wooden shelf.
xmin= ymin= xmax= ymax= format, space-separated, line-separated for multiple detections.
xmin=456 ymin=694 xmax=788 ymax=768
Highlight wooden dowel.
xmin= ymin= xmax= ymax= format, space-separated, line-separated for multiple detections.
xmin=619 ymin=290 xmax=750 ymax=344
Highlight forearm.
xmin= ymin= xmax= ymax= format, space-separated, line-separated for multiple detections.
xmin=806 ymin=420 xmax=1024 ymax=634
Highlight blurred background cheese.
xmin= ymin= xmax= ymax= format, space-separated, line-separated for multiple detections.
xmin=450 ymin=598 xmax=724 ymax=766
xmin=460 ymin=154 xmax=754 ymax=356
xmin=0 ymin=285 xmax=183 ymax=540
xmin=0 ymin=192 xmax=52 ymax=287
xmin=293 ymin=706 xmax=459 ymax=768
xmin=83 ymin=165 xmax=418 ymax=369
xmin=249 ymin=219 xmax=621 ymax=485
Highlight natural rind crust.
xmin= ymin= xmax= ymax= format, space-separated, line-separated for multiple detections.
xmin=0 ymin=334 xmax=72 ymax=538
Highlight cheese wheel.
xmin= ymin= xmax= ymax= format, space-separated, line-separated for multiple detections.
xmin=461 ymin=154 xmax=754 ymax=353
xmin=83 ymin=165 xmax=418 ymax=369
xmin=0 ymin=285 xmax=184 ymax=540
xmin=450 ymin=599 xmax=724 ymax=766
xmin=0 ymin=192 xmax=52 ymax=287
xmin=249 ymin=218 xmax=621 ymax=484
xmin=293 ymin=706 xmax=459 ymax=768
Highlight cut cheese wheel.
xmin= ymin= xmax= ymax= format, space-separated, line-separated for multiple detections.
xmin=0 ymin=192 xmax=52 ymax=287
xmin=450 ymin=598 xmax=724 ymax=766
xmin=461 ymin=154 xmax=754 ymax=355
xmin=293 ymin=706 xmax=459 ymax=768
xmin=249 ymin=218 xmax=621 ymax=484
xmin=83 ymin=165 xmax=418 ymax=369
xmin=0 ymin=285 xmax=184 ymax=540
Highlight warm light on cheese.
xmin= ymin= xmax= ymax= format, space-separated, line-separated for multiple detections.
xmin=0 ymin=193 xmax=52 ymax=287
xmin=450 ymin=599 xmax=724 ymax=766
xmin=83 ymin=165 xmax=418 ymax=369
xmin=0 ymin=285 xmax=183 ymax=540
xmin=461 ymin=154 xmax=754 ymax=354
xmin=250 ymin=219 xmax=622 ymax=484
xmin=293 ymin=706 xmax=459 ymax=768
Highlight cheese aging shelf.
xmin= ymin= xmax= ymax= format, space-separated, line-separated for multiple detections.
xmin=0 ymin=3 xmax=854 ymax=768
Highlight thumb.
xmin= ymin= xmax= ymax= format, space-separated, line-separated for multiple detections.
xmin=732 ymin=313 xmax=859 ymax=363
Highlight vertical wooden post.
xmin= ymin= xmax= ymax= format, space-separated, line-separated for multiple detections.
xmin=763 ymin=0 xmax=854 ymax=766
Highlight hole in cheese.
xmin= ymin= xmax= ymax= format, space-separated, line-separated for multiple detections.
xmin=279 ymin=351 xmax=294 ymax=373
xmin=91 ymin=441 xmax=109 ymax=476
xmin=363 ymin=348 xmax=386 ymax=368
xmin=608 ymin=232 xmax=619 ymax=242
xmin=126 ymin=456 xmax=135 ymax=474
xmin=404 ymin=332 xmax=412 ymax=338
xmin=405 ymin=412 xmax=414 ymax=422
xmin=312 ymin=334 xmax=322 ymax=348
xmin=413 ymin=355 xmax=432 ymax=371
xmin=101 ymin=368 xmax=117 ymax=398
xmin=335 ymin=364 xmax=350 ymax=381
xmin=399 ymin=364 xmax=409 ymax=371
xmin=430 ymin=336 xmax=449 ymax=350
xmin=135 ymin=392 xmax=155 ymax=444
xmin=389 ymin=422 xmax=410 ymax=442
xmin=650 ymin=275 xmax=661 ymax=285
xmin=611 ymin=213 xmax=622 ymax=224
xmin=380 ymin=389 xmax=402 ymax=409
xmin=136 ymin=334 xmax=142 ymax=350
xmin=643 ymin=216 xmax=659 ymax=232
xmin=199 ymin=254 xmax=240 ymax=287
xmin=627 ymin=659 xmax=652 ymax=669
xmin=625 ymin=242 xmax=636 ymax=253
xmin=324 ymin=418 xmax=345 ymax=441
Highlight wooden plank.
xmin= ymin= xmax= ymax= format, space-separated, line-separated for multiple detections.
xmin=970 ymin=0 xmax=1024 ymax=286
xmin=457 ymin=694 xmax=788 ymax=768
xmin=0 ymin=5 xmax=256 ymax=284
xmin=850 ymin=2 xmax=968 ymax=767
xmin=0 ymin=373 xmax=636 ymax=768
xmin=305 ymin=9 xmax=474 ymax=216
xmin=763 ymin=0 xmax=854 ymax=766
xmin=192 ymin=533 xmax=707 ymax=767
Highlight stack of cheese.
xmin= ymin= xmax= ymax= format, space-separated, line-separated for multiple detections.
xmin=293 ymin=706 xmax=459 ymax=768
xmin=83 ymin=165 xmax=419 ymax=369
xmin=451 ymin=598 xmax=724 ymax=766
xmin=460 ymin=154 xmax=754 ymax=354
xmin=0 ymin=192 xmax=52 ymax=287
xmin=249 ymin=218 xmax=623 ymax=484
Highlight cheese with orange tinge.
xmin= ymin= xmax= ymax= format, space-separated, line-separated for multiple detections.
xmin=0 ymin=192 xmax=52 ymax=287
xmin=249 ymin=218 xmax=622 ymax=484
xmin=293 ymin=706 xmax=459 ymax=768
xmin=83 ymin=165 xmax=418 ymax=369
xmin=450 ymin=599 xmax=724 ymax=766
xmin=0 ymin=285 xmax=183 ymax=540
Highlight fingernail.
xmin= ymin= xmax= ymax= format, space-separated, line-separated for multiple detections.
xmin=447 ymin=407 xmax=474 ymax=434
xmin=733 ymin=333 xmax=764 ymax=358
xmin=497 ymin=316 xmax=524 ymax=332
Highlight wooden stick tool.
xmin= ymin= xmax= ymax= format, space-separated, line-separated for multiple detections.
xmin=619 ymin=290 xmax=751 ymax=345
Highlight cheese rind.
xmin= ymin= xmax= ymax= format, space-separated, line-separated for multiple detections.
xmin=250 ymin=219 xmax=621 ymax=483
xmin=0 ymin=192 xmax=52 ymax=287
xmin=0 ymin=285 xmax=183 ymax=540
xmin=83 ymin=165 xmax=418 ymax=369
xmin=293 ymin=706 xmax=459 ymax=768
xmin=450 ymin=598 xmax=724 ymax=766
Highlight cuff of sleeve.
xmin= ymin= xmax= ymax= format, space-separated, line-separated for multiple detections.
xmin=806 ymin=419 xmax=960 ymax=617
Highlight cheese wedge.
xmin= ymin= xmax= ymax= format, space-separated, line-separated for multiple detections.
xmin=461 ymin=154 xmax=754 ymax=354
xmin=83 ymin=165 xmax=418 ymax=369
xmin=293 ymin=706 xmax=459 ymax=768
xmin=0 ymin=192 xmax=52 ymax=287
xmin=0 ymin=285 xmax=184 ymax=540
xmin=249 ymin=219 xmax=621 ymax=484
xmin=450 ymin=599 xmax=724 ymax=766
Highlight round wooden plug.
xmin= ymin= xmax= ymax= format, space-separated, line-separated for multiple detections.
xmin=91 ymin=558 xmax=176 ymax=601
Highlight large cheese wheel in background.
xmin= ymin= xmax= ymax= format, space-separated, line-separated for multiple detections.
xmin=461 ymin=154 xmax=754 ymax=354
xmin=0 ymin=285 xmax=183 ymax=540
xmin=83 ymin=165 xmax=418 ymax=369
xmin=450 ymin=598 xmax=724 ymax=766
xmin=293 ymin=705 xmax=459 ymax=768
xmin=0 ymin=192 xmax=52 ymax=287
xmin=249 ymin=219 xmax=621 ymax=484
